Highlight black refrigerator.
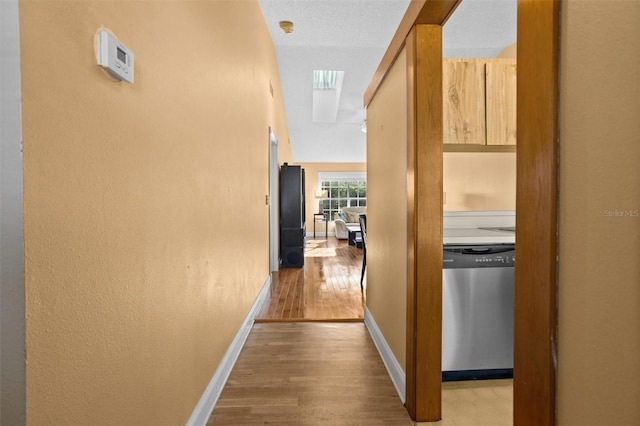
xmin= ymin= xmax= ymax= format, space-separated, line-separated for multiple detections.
xmin=279 ymin=163 xmax=305 ymax=268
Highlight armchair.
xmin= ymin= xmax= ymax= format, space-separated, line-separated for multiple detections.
xmin=333 ymin=207 xmax=366 ymax=240
xmin=334 ymin=218 xmax=350 ymax=239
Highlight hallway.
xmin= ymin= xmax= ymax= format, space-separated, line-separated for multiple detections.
xmin=210 ymin=237 xmax=513 ymax=425
xmin=210 ymin=238 xmax=409 ymax=423
xmin=257 ymin=238 xmax=365 ymax=321
xmin=209 ymin=322 xmax=412 ymax=424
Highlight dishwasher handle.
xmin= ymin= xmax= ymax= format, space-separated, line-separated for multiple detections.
xmin=462 ymin=247 xmax=492 ymax=254
xmin=443 ymin=244 xmax=516 ymax=269
xmin=444 ymin=244 xmax=515 ymax=256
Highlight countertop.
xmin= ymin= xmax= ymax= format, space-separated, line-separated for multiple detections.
xmin=443 ymin=228 xmax=515 ymax=245
xmin=443 ymin=211 xmax=516 ymax=244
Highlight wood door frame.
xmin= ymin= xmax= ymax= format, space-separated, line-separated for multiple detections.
xmin=268 ymin=128 xmax=280 ymax=272
xmin=405 ymin=24 xmax=444 ymax=421
xmin=365 ymin=0 xmax=560 ymax=423
xmin=514 ymin=1 xmax=559 ymax=424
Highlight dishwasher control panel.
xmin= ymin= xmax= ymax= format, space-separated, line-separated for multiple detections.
xmin=443 ymin=244 xmax=515 ymax=269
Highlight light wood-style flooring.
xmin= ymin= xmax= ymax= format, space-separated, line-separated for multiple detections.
xmin=210 ymin=237 xmax=513 ymax=425
xmin=256 ymin=238 xmax=365 ymax=321
xmin=209 ymin=322 xmax=413 ymax=425
xmin=441 ymin=379 xmax=513 ymax=426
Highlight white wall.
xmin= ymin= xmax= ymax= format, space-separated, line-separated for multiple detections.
xmin=0 ymin=0 xmax=26 ymax=423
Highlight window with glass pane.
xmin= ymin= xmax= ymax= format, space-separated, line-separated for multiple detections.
xmin=318 ymin=178 xmax=367 ymax=220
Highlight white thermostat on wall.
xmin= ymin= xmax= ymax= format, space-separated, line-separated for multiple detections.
xmin=97 ymin=29 xmax=134 ymax=84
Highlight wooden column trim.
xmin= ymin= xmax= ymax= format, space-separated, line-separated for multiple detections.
xmin=405 ymin=24 xmax=443 ymax=422
xmin=514 ymin=0 xmax=560 ymax=425
xmin=365 ymin=0 xmax=461 ymax=107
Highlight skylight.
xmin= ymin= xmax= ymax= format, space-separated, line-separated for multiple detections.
xmin=313 ymin=70 xmax=338 ymax=90
xmin=312 ymin=70 xmax=345 ymax=122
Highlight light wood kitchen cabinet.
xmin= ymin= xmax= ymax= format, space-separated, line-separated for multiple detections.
xmin=443 ymin=60 xmax=486 ymax=145
xmin=486 ymin=59 xmax=517 ymax=145
xmin=443 ymin=58 xmax=517 ymax=148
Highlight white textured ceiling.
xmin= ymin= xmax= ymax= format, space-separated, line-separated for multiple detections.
xmin=259 ymin=0 xmax=517 ymax=163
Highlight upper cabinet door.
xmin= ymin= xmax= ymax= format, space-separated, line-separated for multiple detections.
xmin=486 ymin=59 xmax=517 ymax=146
xmin=443 ymin=60 xmax=486 ymax=145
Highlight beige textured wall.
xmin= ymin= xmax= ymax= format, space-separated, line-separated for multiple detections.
xmin=20 ymin=1 xmax=289 ymax=424
xmin=443 ymin=152 xmax=516 ymax=211
xmin=366 ymin=48 xmax=408 ymax=370
xmin=300 ymin=162 xmax=367 ymax=236
xmin=557 ymin=2 xmax=640 ymax=425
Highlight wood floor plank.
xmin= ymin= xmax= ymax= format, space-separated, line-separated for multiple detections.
xmin=257 ymin=239 xmax=365 ymax=321
xmin=209 ymin=322 xmax=412 ymax=425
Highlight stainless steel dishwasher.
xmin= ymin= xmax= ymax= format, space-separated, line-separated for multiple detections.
xmin=442 ymin=244 xmax=515 ymax=381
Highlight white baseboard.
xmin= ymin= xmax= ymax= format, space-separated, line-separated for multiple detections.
xmin=364 ymin=307 xmax=406 ymax=404
xmin=186 ymin=275 xmax=272 ymax=426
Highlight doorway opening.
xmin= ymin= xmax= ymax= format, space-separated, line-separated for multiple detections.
xmin=440 ymin=0 xmax=517 ymax=423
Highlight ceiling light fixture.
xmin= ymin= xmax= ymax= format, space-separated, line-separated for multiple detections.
xmin=279 ymin=21 xmax=294 ymax=34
